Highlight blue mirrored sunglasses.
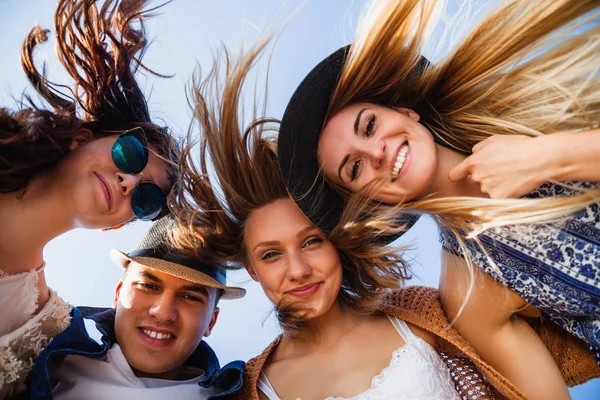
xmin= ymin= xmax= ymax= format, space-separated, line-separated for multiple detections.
xmin=111 ymin=127 xmax=168 ymax=221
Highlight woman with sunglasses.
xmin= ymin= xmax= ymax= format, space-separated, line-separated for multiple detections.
xmin=0 ymin=0 xmax=178 ymax=396
xmin=168 ymin=41 xmax=600 ymax=400
xmin=273 ymin=0 xmax=600 ymax=398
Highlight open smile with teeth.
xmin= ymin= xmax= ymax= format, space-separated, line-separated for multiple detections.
xmin=141 ymin=328 xmax=175 ymax=340
xmin=391 ymin=143 xmax=408 ymax=181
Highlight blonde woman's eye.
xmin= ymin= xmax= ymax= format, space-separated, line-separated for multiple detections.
xmin=350 ymin=159 xmax=361 ymax=181
xmin=365 ymin=115 xmax=376 ymax=137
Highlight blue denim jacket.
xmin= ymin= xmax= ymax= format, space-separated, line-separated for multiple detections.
xmin=22 ymin=306 xmax=244 ymax=399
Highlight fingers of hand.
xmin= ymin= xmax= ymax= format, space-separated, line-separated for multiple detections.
xmin=449 ymin=158 xmax=472 ymax=182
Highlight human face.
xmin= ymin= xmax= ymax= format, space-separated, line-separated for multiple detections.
xmin=244 ymin=198 xmax=343 ymax=320
xmin=53 ymin=132 xmax=171 ymax=229
xmin=317 ymin=103 xmax=438 ymax=204
xmin=113 ymin=263 xmax=219 ymax=379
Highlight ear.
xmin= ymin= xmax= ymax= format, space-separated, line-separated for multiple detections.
xmin=69 ymin=128 xmax=94 ymax=151
xmin=113 ymin=280 xmax=124 ymax=310
xmin=244 ymin=264 xmax=259 ymax=282
xmin=392 ymin=107 xmax=420 ymax=122
xmin=203 ymin=307 xmax=220 ymax=338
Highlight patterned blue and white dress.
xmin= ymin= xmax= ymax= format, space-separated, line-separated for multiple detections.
xmin=440 ymin=181 xmax=600 ymax=348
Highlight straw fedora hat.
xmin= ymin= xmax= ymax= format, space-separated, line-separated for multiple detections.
xmin=111 ymin=216 xmax=246 ymax=300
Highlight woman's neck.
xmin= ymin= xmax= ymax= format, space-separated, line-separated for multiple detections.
xmin=279 ymin=301 xmax=369 ymax=352
xmin=425 ymin=144 xmax=486 ymax=199
xmin=0 ymin=171 xmax=74 ymax=273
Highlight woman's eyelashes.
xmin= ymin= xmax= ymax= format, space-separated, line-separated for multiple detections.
xmin=349 ymin=114 xmax=377 ymax=182
xmin=350 ymin=159 xmax=361 ymax=181
xmin=303 ymin=236 xmax=323 ymax=248
xmin=365 ymin=114 xmax=376 ymax=137
xmin=259 ymin=236 xmax=324 ymax=261
xmin=261 ymin=250 xmax=281 ymax=261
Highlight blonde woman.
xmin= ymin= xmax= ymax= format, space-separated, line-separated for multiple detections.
xmin=168 ymin=32 xmax=600 ymax=398
xmin=274 ymin=0 xmax=600 ymax=398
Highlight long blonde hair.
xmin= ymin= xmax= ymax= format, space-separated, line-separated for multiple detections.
xmin=328 ymin=0 xmax=600 ymax=233
xmin=168 ymin=38 xmax=411 ymax=334
xmin=324 ymin=0 xmax=600 ymax=319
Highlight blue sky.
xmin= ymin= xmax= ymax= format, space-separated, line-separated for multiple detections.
xmin=1 ymin=0 xmax=597 ymax=397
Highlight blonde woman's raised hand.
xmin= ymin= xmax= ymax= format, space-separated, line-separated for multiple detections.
xmin=448 ymin=135 xmax=550 ymax=198
xmin=449 ymin=129 xmax=600 ymax=198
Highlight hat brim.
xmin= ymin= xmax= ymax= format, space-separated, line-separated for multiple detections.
xmin=277 ymin=46 xmax=420 ymax=242
xmin=110 ymin=249 xmax=246 ymax=300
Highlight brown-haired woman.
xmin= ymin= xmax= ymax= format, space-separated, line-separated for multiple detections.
xmin=275 ymin=0 xmax=600 ymax=398
xmin=169 ymin=37 xmax=600 ymax=399
xmin=0 ymin=0 xmax=179 ymax=396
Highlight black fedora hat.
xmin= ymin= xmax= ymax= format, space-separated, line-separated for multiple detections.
xmin=111 ymin=216 xmax=246 ymax=300
xmin=277 ymin=45 xmax=423 ymax=238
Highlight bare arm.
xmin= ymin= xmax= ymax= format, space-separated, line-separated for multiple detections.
xmin=449 ymin=129 xmax=600 ymax=198
xmin=439 ymin=250 xmax=570 ymax=400
xmin=543 ymin=129 xmax=600 ymax=182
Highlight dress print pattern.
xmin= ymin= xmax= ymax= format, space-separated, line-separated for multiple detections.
xmin=440 ymin=181 xmax=600 ymax=348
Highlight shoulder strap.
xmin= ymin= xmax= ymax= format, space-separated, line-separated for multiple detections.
xmin=257 ymin=372 xmax=281 ymax=400
xmin=387 ymin=314 xmax=414 ymax=342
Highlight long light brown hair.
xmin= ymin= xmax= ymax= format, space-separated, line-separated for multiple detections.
xmin=169 ymin=39 xmax=410 ymax=335
xmin=0 ymin=0 xmax=179 ymax=194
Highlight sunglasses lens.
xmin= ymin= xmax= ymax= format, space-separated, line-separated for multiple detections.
xmin=112 ymin=135 xmax=147 ymax=174
xmin=131 ymin=183 xmax=164 ymax=221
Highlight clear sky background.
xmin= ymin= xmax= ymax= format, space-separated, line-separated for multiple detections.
xmin=1 ymin=0 xmax=598 ymax=398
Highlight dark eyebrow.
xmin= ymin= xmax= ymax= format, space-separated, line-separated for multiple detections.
xmin=181 ymin=285 xmax=210 ymax=299
xmin=338 ymin=107 xmax=369 ymax=183
xmin=354 ymin=107 xmax=368 ymax=134
xmin=140 ymin=271 xmax=162 ymax=283
xmin=140 ymin=270 xmax=210 ymax=299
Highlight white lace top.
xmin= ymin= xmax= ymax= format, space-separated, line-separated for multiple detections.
xmin=257 ymin=315 xmax=461 ymax=400
xmin=0 ymin=266 xmax=72 ymax=398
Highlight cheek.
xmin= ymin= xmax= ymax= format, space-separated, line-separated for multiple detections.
xmin=254 ymin=267 xmax=285 ymax=303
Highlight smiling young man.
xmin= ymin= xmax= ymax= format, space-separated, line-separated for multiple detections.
xmin=22 ymin=217 xmax=246 ymax=400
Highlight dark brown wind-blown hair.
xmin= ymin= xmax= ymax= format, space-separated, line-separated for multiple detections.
xmin=0 ymin=0 xmax=179 ymax=194
xmin=169 ymin=38 xmax=410 ymax=335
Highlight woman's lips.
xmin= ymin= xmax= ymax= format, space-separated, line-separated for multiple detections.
xmin=287 ymin=282 xmax=321 ymax=299
xmin=95 ymin=172 xmax=113 ymax=210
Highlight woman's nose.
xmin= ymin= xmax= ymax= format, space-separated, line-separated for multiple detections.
xmin=365 ymin=140 xmax=386 ymax=170
xmin=116 ymin=171 xmax=143 ymax=195
xmin=286 ymin=253 xmax=312 ymax=281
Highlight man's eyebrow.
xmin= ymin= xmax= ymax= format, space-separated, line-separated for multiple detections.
xmin=140 ymin=271 xmax=162 ymax=283
xmin=181 ymin=285 xmax=210 ymax=298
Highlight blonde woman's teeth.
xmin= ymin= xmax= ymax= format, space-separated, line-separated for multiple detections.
xmin=391 ymin=144 xmax=408 ymax=179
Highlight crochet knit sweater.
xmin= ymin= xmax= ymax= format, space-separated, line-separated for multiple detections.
xmin=230 ymin=286 xmax=600 ymax=400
